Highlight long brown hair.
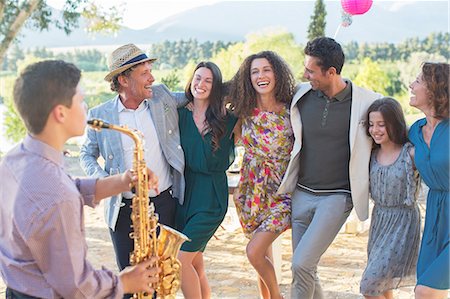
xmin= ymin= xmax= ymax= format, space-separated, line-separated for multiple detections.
xmin=421 ymin=62 xmax=449 ymax=119
xmin=228 ymin=51 xmax=296 ymax=117
xmin=185 ymin=61 xmax=225 ymax=151
xmin=365 ymin=97 xmax=408 ymax=148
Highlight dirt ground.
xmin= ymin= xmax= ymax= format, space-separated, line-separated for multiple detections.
xmin=0 ymin=152 xmax=444 ymax=299
xmin=0 ymin=200 xmax=419 ymax=299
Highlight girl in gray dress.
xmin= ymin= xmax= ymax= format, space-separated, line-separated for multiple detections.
xmin=360 ymin=97 xmax=421 ymax=299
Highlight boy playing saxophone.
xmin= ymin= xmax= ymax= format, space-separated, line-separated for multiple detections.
xmin=0 ymin=60 xmax=159 ymax=298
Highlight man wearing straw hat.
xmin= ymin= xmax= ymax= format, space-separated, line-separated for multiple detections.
xmin=80 ymin=44 xmax=186 ymax=287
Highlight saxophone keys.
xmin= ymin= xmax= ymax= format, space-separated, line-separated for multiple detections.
xmin=161 ymin=258 xmax=173 ymax=274
xmin=162 ymin=274 xmax=174 ymax=290
xmin=171 ymin=260 xmax=180 ymax=272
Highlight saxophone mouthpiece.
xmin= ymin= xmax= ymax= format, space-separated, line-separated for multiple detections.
xmin=87 ymin=119 xmax=111 ymax=129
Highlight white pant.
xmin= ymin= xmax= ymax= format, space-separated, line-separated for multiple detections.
xmin=290 ymin=190 xmax=353 ymax=299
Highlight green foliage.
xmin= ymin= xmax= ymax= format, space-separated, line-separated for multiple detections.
xmin=16 ymin=55 xmax=43 ymax=74
xmin=161 ymin=71 xmax=182 ymax=91
xmin=1 ymin=73 xmax=26 ymax=143
xmin=211 ymin=43 xmax=246 ymax=81
xmin=307 ymin=0 xmax=327 ymax=40
xmin=395 ymin=51 xmax=447 ymax=115
xmin=1 ymin=1 xmax=81 ymax=38
xmin=80 ymin=71 xmax=114 ymax=108
xmin=396 ymin=51 xmax=447 ymax=94
xmin=4 ymin=96 xmax=26 ymax=143
xmin=213 ymin=29 xmax=304 ymax=81
xmin=149 ymin=39 xmax=233 ymax=70
xmin=353 ymin=58 xmax=390 ymax=95
xmin=177 ymin=61 xmax=198 ymax=90
xmin=0 ymin=0 xmax=122 ymax=67
xmin=5 ymin=44 xmax=25 ymax=72
xmin=56 ymin=49 xmax=108 ymax=72
xmin=84 ymin=92 xmax=114 ymax=109
xmin=343 ymin=32 xmax=449 ymax=62
xmin=3 ymin=48 xmax=108 ymax=72
xmin=1 ymin=28 xmax=448 ymax=145
xmin=246 ymin=30 xmax=305 ymax=80
xmin=81 ymin=2 xmax=123 ymax=34
xmin=3 ymin=39 xmax=230 ymax=72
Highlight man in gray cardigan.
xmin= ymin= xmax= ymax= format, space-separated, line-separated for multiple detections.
xmin=278 ymin=37 xmax=382 ymax=298
xmin=79 ymin=44 xmax=186 ymax=279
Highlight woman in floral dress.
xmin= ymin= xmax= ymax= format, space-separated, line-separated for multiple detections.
xmin=228 ymin=51 xmax=296 ymax=299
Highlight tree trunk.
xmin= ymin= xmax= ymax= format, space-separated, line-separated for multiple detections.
xmin=0 ymin=0 xmax=40 ymax=67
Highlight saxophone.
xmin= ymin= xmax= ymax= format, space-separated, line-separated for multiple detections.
xmin=87 ymin=119 xmax=190 ymax=299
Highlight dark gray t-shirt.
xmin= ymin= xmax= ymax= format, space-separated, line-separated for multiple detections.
xmin=297 ymin=81 xmax=352 ymax=194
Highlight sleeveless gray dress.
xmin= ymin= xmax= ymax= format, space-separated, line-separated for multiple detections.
xmin=360 ymin=143 xmax=421 ymax=296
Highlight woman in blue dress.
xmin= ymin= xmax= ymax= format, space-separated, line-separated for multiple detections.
xmin=408 ymin=62 xmax=449 ymax=299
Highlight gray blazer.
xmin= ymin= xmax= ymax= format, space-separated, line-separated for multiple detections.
xmin=79 ymin=84 xmax=187 ymax=230
xmin=278 ymin=81 xmax=382 ymax=221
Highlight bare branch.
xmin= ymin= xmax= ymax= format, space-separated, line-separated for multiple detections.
xmin=0 ymin=1 xmax=5 ymax=22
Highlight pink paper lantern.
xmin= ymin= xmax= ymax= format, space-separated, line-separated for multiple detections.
xmin=341 ymin=0 xmax=373 ymax=15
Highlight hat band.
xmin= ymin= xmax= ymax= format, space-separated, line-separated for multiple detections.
xmin=119 ymin=53 xmax=148 ymax=67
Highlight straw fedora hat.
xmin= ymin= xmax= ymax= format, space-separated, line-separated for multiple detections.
xmin=104 ymin=43 xmax=157 ymax=82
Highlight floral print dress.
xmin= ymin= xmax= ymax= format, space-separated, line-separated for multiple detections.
xmin=234 ymin=107 xmax=293 ymax=238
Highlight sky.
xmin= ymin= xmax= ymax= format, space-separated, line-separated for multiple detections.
xmin=47 ymin=0 xmax=222 ymax=30
xmin=46 ymin=0 xmax=444 ymax=30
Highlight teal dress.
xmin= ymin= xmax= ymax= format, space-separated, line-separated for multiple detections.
xmin=409 ymin=118 xmax=449 ymax=289
xmin=176 ymin=108 xmax=237 ymax=252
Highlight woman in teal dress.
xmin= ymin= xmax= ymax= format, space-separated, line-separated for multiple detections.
xmin=408 ymin=62 xmax=449 ymax=299
xmin=176 ymin=61 xmax=237 ymax=299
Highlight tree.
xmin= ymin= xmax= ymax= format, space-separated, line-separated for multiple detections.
xmin=343 ymin=41 xmax=359 ymax=61
xmin=0 ymin=0 xmax=122 ymax=66
xmin=307 ymin=0 xmax=327 ymax=41
xmin=213 ymin=29 xmax=304 ymax=81
xmin=6 ymin=44 xmax=24 ymax=72
xmin=161 ymin=71 xmax=182 ymax=91
xmin=353 ymin=58 xmax=390 ymax=95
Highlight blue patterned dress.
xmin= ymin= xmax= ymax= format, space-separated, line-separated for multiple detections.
xmin=360 ymin=143 xmax=421 ymax=295
xmin=409 ymin=118 xmax=449 ymax=289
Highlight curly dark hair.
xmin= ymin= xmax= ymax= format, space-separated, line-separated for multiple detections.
xmin=421 ymin=62 xmax=449 ymax=119
xmin=304 ymin=37 xmax=345 ymax=74
xmin=13 ymin=60 xmax=81 ymax=135
xmin=365 ymin=97 xmax=408 ymax=148
xmin=109 ymin=65 xmax=137 ymax=92
xmin=185 ymin=61 xmax=226 ymax=152
xmin=227 ymin=51 xmax=296 ymax=117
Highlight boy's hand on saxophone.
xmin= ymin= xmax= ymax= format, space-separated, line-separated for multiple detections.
xmin=119 ymin=256 xmax=160 ymax=295
xmin=94 ymin=168 xmax=159 ymax=204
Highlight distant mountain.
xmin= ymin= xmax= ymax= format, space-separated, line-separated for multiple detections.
xmin=18 ymin=1 xmax=448 ymax=49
